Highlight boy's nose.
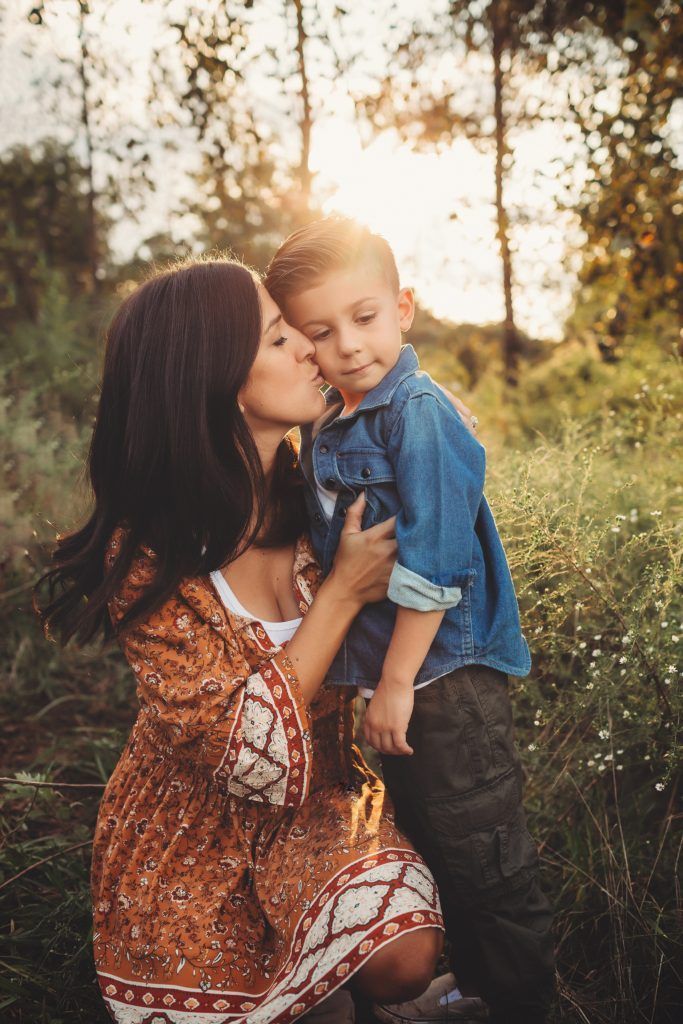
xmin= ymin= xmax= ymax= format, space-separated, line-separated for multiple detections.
xmin=336 ymin=330 xmax=362 ymax=356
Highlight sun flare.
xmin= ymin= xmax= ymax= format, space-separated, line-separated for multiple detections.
xmin=311 ymin=116 xmax=576 ymax=339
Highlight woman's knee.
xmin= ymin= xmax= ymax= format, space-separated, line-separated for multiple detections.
xmin=354 ymin=927 xmax=443 ymax=1003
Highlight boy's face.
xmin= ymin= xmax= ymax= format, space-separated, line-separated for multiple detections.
xmin=282 ymin=265 xmax=415 ymax=410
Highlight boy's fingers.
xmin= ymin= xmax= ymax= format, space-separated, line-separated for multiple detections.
xmin=392 ymin=731 xmax=413 ymax=756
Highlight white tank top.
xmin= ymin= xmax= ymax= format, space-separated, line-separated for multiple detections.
xmin=210 ymin=570 xmax=302 ymax=646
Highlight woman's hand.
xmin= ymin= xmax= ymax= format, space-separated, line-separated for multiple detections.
xmin=327 ymin=492 xmax=397 ymax=609
xmin=436 ymin=383 xmax=479 ymax=437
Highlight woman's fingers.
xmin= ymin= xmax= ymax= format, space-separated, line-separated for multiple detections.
xmin=342 ymin=491 xmax=366 ymax=533
xmin=435 ymin=382 xmax=477 ymax=436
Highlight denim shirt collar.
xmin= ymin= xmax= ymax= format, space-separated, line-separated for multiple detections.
xmin=323 ymin=344 xmax=419 ymax=419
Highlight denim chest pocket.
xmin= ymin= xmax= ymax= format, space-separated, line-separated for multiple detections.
xmin=336 ymin=448 xmax=396 ymax=486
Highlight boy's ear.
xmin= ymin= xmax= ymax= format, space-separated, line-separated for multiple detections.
xmin=397 ymin=287 xmax=415 ymax=332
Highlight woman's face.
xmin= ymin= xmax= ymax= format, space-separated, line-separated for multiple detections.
xmin=238 ymin=285 xmax=326 ymax=435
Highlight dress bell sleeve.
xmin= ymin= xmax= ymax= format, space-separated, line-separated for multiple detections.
xmin=108 ymin=542 xmax=313 ymax=809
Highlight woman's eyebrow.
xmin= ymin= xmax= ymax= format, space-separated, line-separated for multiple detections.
xmin=266 ymin=313 xmax=282 ymax=332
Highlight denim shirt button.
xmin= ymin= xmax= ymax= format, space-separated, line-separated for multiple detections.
xmin=314 ymin=512 xmax=322 ymax=523
xmin=319 ymin=444 xmax=329 ymax=454
xmin=361 ymin=467 xmax=371 ymax=478
xmin=325 ymin=477 xmax=336 ymax=489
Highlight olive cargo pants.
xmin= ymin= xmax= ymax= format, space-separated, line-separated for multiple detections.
xmin=380 ymin=664 xmax=556 ymax=1024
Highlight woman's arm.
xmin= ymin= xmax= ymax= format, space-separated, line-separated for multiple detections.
xmin=286 ymin=492 xmax=396 ymax=703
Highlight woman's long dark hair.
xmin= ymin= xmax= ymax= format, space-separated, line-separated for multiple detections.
xmin=36 ymin=257 xmax=307 ymax=646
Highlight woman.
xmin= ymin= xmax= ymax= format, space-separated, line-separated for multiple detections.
xmin=39 ymin=258 xmax=451 ymax=1024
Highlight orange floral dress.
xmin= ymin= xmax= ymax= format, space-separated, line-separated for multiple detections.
xmin=92 ymin=531 xmax=443 ymax=1024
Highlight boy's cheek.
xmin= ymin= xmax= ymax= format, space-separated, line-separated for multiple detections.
xmin=311 ymin=348 xmax=336 ymax=379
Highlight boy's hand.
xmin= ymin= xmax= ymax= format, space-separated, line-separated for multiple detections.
xmin=363 ymin=679 xmax=415 ymax=756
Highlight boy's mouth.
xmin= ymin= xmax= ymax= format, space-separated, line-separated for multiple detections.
xmin=344 ymin=361 xmax=374 ymax=376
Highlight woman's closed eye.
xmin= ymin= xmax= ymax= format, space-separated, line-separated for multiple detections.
xmin=273 ymin=334 xmax=288 ymax=347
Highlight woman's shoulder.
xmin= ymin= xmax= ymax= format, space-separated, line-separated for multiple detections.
xmin=104 ymin=526 xmax=224 ymax=635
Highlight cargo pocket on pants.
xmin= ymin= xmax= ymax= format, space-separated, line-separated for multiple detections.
xmin=424 ymin=765 xmax=539 ymax=907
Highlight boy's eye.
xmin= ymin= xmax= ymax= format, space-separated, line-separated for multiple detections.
xmin=357 ymin=313 xmax=376 ymax=324
xmin=312 ymin=329 xmax=331 ymax=341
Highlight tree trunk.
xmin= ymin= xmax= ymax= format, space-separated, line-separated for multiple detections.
xmin=491 ymin=0 xmax=519 ymax=386
xmin=77 ymin=2 xmax=98 ymax=291
xmin=293 ymin=0 xmax=312 ymax=213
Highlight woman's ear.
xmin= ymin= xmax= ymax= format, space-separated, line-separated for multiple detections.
xmin=397 ymin=287 xmax=415 ymax=332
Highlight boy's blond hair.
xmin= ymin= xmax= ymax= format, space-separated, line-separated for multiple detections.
xmin=265 ymin=216 xmax=400 ymax=307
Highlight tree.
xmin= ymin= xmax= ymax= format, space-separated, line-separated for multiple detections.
xmin=360 ymin=0 xmax=557 ymax=385
xmin=556 ymin=0 xmax=683 ymax=355
xmin=23 ymin=0 xmax=155 ymax=284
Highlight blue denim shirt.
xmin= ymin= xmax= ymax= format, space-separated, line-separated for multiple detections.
xmin=299 ymin=344 xmax=532 ymax=687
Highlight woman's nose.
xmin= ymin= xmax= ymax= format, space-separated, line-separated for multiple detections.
xmin=295 ymin=330 xmax=316 ymax=361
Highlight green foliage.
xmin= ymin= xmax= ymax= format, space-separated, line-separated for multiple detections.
xmin=0 ymin=145 xmax=97 ymax=325
xmin=419 ymin=334 xmax=683 ymax=1021
xmin=481 ymin=343 xmax=682 ymax=1023
xmin=0 ymin=283 xmax=132 ymax=1016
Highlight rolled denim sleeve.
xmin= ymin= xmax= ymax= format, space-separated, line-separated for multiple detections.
xmin=386 ymin=391 xmax=485 ymax=611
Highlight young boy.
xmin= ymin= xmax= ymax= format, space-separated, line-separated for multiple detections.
xmin=265 ymin=217 xmax=555 ymax=1024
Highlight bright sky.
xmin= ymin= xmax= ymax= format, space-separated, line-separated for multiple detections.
xmin=2 ymin=0 xmax=677 ymax=340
